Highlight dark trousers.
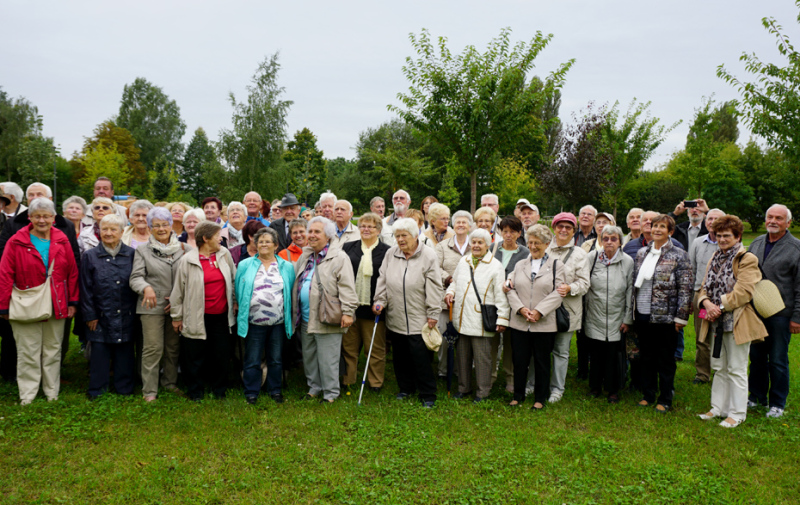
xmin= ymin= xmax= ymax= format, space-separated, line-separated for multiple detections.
xmin=61 ymin=317 xmax=72 ymax=364
xmin=588 ymin=338 xmax=622 ymax=396
xmin=181 ymin=313 xmax=230 ymax=400
xmin=88 ymin=340 xmax=135 ymax=398
xmin=511 ymin=329 xmax=555 ymax=404
xmin=637 ymin=318 xmax=678 ymax=406
xmin=243 ymin=323 xmax=285 ymax=397
xmin=0 ymin=318 xmax=16 ymax=382
xmin=576 ymin=329 xmax=589 ymax=376
xmin=749 ymin=315 xmax=791 ymax=409
xmin=389 ymin=330 xmax=437 ymax=402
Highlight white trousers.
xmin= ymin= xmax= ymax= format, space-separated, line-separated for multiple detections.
xmin=710 ymin=329 xmax=750 ymax=422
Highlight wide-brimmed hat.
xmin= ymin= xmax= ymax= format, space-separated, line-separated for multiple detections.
xmin=552 ymin=212 xmax=577 ymax=228
xmin=421 ymin=323 xmax=442 ymax=352
xmin=278 ymin=193 xmax=300 ymax=208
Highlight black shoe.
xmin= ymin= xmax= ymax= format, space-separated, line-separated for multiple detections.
xmin=270 ymin=393 xmax=285 ymax=404
xmin=692 ymin=378 xmax=708 ymax=385
xmin=674 ymin=357 xmax=683 ymax=362
xmin=246 ymin=396 xmax=257 ymax=405
xmin=453 ymin=391 xmax=472 ymax=399
xmin=370 ymin=386 xmax=382 ymax=393
xmin=422 ymin=400 xmax=435 ymax=408
xmin=396 ymin=392 xmax=410 ymax=400
xmin=319 ymin=397 xmax=335 ymax=404
xmin=473 ymin=396 xmax=485 ymax=404
xmin=301 ymin=393 xmax=317 ymax=401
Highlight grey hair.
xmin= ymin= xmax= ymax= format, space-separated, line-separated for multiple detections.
xmin=288 ymin=218 xmax=309 ymax=232
xmin=62 ymin=196 xmax=88 ymax=215
xmin=308 ymin=216 xmax=337 ymax=239
xmin=427 ymin=202 xmax=450 ymax=222
xmin=147 ymin=206 xmax=173 ymax=227
xmin=91 ymin=196 xmax=114 ymax=208
xmin=129 ymin=199 xmax=154 ymax=216
xmin=226 ymin=201 xmax=247 ymax=215
xmin=707 ymin=208 xmax=725 ymax=217
xmin=194 ymin=221 xmax=222 ymax=248
xmin=370 ymin=196 xmax=385 ymax=207
xmin=525 ymin=224 xmax=553 ymax=244
xmin=601 ymin=225 xmax=624 ymax=241
xmin=357 ymin=212 xmax=382 ymax=232
xmin=319 ymin=191 xmax=337 ymax=205
xmin=480 ymin=193 xmax=499 ymax=205
xmin=335 ymin=199 xmax=353 ymax=213
xmin=28 ymin=198 xmax=56 ymax=216
xmin=579 ymin=205 xmax=598 ymax=216
xmin=182 ymin=208 xmax=207 ymax=224
xmin=626 ymin=207 xmax=644 ymax=221
xmin=767 ymin=203 xmax=792 ymax=222
xmin=243 ymin=191 xmax=262 ymax=202
xmin=469 ymin=228 xmax=492 ymax=245
xmin=2 ymin=182 xmax=23 ymax=203
xmin=99 ymin=213 xmax=125 ymax=231
xmin=452 ymin=210 xmax=474 ymax=227
xmin=26 ymin=182 xmax=52 ymax=200
xmin=252 ymin=227 xmax=279 ymax=247
xmin=392 ymin=189 xmax=411 ymax=201
xmin=392 ymin=217 xmax=419 ymax=238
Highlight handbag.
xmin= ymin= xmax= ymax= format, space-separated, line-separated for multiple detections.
xmin=469 ymin=263 xmax=498 ymax=332
xmin=10 ymin=260 xmax=55 ymax=323
xmin=313 ymin=265 xmax=343 ymax=326
xmin=552 ymin=259 xmax=570 ymax=332
xmin=740 ymin=252 xmax=785 ymax=318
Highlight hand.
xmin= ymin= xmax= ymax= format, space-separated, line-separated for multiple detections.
xmin=427 ymin=318 xmax=437 ymax=329
xmin=67 ymin=306 xmax=76 ymax=319
xmin=372 ymin=304 xmax=383 ymax=316
xmin=675 ymin=323 xmax=686 ymax=332
xmin=163 ymin=299 xmax=171 ymax=313
xmin=142 ymin=286 xmax=157 ymax=309
xmin=444 ymin=276 xmax=453 ymax=288
xmin=703 ymin=300 xmax=722 ymax=321
xmin=673 ymin=201 xmax=686 ymax=216
xmin=556 ymin=283 xmax=571 ymax=297
xmin=496 ymin=325 xmax=506 ymax=333
xmin=172 ymin=320 xmax=183 ymax=333
xmin=790 ymin=321 xmax=800 ymax=334
xmin=86 ymin=319 xmax=98 ymax=331
xmin=503 ymin=278 xmax=514 ymax=293
xmin=444 ymin=293 xmax=454 ymax=307
xmin=620 ymin=323 xmax=630 ymax=333
xmin=696 ymin=198 xmax=710 ymax=213
xmin=341 ymin=315 xmax=353 ymax=328
xmin=233 ymin=302 xmax=239 ymax=314
xmin=529 ymin=310 xmax=542 ymax=322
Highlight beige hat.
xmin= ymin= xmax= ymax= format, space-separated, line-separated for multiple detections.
xmin=421 ymin=323 xmax=442 ymax=352
xmin=595 ymin=212 xmax=616 ymax=225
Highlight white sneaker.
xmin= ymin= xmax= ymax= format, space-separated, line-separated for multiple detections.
xmin=19 ymin=399 xmax=32 ymax=406
xmin=719 ymin=417 xmax=744 ymax=428
xmin=766 ymin=406 xmax=785 ymax=419
xmin=548 ymin=392 xmax=562 ymax=403
xmin=698 ymin=411 xmax=718 ymax=420
xmin=747 ymin=400 xmax=759 ymax=408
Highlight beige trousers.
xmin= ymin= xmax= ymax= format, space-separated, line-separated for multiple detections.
xmin=341 ymin=317 xmax=386 ymax=387
xmin=12 ymin=318 xmax=64 ymax=401
xmin=140 ymin=314 xmax=180 ymax=396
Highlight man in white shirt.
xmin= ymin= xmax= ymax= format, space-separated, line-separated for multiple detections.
xmin=330 ymin=199 xmax=360 ymax=249
xmin=380 ymin=189 xmax=411 ymax=247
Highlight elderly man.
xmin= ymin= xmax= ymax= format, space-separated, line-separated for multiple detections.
xmin=747 ymin=204 xmax=800 ymax=419
xmin=0 ymin=182 xmax=26 ymax=219
xmin=243 ymin=191 xmax=270 ymax=225
xmin=380 ymin=189 xmax=412 ymax=247
xmin=622 ymin=210 xmax=684 ymax=259
xmin=0 ymin=189 xmax=9 ymax=227
xmin=688 ymin=208 xmax=725 ymax=384
xmin=515 ymin=201 xmax=540 ymax=247
xmin=480 ymin=193 xmax=501 ymax=232
xmin=623 ymin=208 xmax=644 ymax=245
xmin=269 ymin=193 xmax=302 ymax=252
xmin=319 ymin=191 xmax=337 ymax=220
xmin=671 ymin=198 xmax=709 ymax=251
xmin=329 ymin=200 xmax=360 ymax=249
xmin=370 ymin=197 xmax=386 ymax=219
xmin=575 ymin=205 xmax=597 ymax=247
xmin=80 ymin=177 xmax=129 ymax=226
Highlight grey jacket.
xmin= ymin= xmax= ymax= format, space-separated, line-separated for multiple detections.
xmin=129 ymin=241 xmax=188 ymax=315
xmin=374 ymin=240 xmax=444 ymax=335
xmin=583 ymin=250 xmax=634 ymax=342
xmin=506 ymin=256 xmax=566 ymax=333
xmin=545 ymin=241 xmax=590 ymax=332
xmin=748 ymin=231 xmax=800 ymax=322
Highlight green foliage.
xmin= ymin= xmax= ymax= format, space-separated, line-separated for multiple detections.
xmin=489 ymin=156 xmax=537 ymax=215
xmin=117 ymin=77 xmax=186 ymax=170
xmin=284 ymin=128 xmax=326 ymax=202
xmin=179 ymin=127 xmax=217 ymax=205
xmin=0 ymin=88 xmax=42 ymax=180
xmin=16 ymin=134 xmax=57 ymax=193
xmin=151 ymin=160 xmax=177 ymax=202
xmin=78 ymin=121 xmax=147 ymax=197
xmin=391 ymin=28 xmax=574 ymax=211
xmin=710 ymin=100 xmax=739 ymax=143
xmin=218 ymin=52 xmax=293 ymax=200
xmin=717 ymin=1 xmax=800 ymax=164
xmin=324 ymin=157 xmax=363 ymax=209
xmin=78 ymin=144 xmax=130 ymax=197
xmin=736 ymin=140 xmax=799 ymax=232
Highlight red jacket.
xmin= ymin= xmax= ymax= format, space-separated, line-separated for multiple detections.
xmin=0 ymin=224 xmax=79 ymax=319
xmin=278 ymin=243 xmax=304 ymax=264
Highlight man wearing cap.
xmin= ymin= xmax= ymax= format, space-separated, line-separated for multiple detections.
xmin=380 ymin=189 xmax=411 ymax=247
xmin=269 ymin=193 xmax=301 ymax=252
xmin=244 ymin=191 xmax=270 ymax=226
xmin=516 ymin=201 xmax=540 ymax=247
xmin=670 ymin=198 xmax=709 ymax=251
xmin=581 ymin=212 xmax=616 ymax=252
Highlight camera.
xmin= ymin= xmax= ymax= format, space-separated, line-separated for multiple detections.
xmin=684 ymin=200 xmax=698 ymax=208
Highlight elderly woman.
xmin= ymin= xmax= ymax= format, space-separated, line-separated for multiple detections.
xmin=0 ymin=199 xmax=78 ymax=405
xmin=80 ymin=214 xmax=138 ymax=399
xmin=632 ymin=214 xmax=693 ymax=413
xmin=230 ymin=219 xmax=267 ymax=266
xmin=78 ymin=197 xmax=115 ymax=255
xmin=171 ymin=221 xmax=237 ymax=400
xmin=341 ymin=213 xmax=391 ymax=392
xmin=583 ymin=225 xmax=633 ymax=403
xmin=223 ymin=201 xmax=247 ymax=249
xmin=422 ymin=203 xmax=453 ymax=248
xmin=123 ymin=200 xmax=154 ymax=249
xmin=697 ymin=215 xmax=767 ymax=428
xmin=130 ymin=207 xmax=188 ymax=401
xmin=179 ymin=208 xmax=206 ymax=249
xmin=373 ymin=218 xmax=444 ymax=407
xmin=62 ymin=196 xmax=88 ymax=236
xmin=168 ymin=202 xmax=191 ymax=236
xmin=474 ymin=207 xmax=497 ymax=243
xmin=236 ymin=227 xmax=295 ymax=405
xmin=202 ymin=196 xmax=223 ymax=224
xmin=444 ymin=228 xmax=509 ymax=402
xmin=301 ymin=208 xmax=313 ymax=221
xmin=582 ymin=212 xmax=616 ymax=252
xmin=545 ymin=212 xmax=590 ymax=402
xmin=434 ymin=210 xmax=473 ymax=378
xmin=505 ymin=224 xmax=566 ymax=409
xmin=292 ymin=217 xmax=357 ymax=403
xmin=278 ymin=218 xmax=308 ymax=265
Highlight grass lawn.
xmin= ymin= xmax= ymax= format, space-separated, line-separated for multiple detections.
xmin=1 ymin=317 xmax=798 ymax=504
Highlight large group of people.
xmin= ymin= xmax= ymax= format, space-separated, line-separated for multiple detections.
xmin=0 ymin=179 xmax=796 ymax=426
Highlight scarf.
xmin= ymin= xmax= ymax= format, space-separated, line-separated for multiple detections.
xmin=634 ymin=243 xmax=663 ymax=288
xmin=102 ymin=241 xmax=122 ymax=258
xmin=356 ymin=240 xmax=379 ymax=306
xmin=598 ymin=248 xmax=619 ymax=266
xmin=148 ymin=232 xmax=183 ymax=264
xmin=227 ymin=226 xmax=243 ymax=247
xmin=703 ymin=244 xmax=740 ymax=332
xmin=299 ymin=244 xmax=328 ymax=287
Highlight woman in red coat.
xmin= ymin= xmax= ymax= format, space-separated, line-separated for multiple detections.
xmin=0 ymin=198 xmax=79 ymax=405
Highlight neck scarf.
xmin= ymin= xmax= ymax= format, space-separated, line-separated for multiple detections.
xmin=103 ymin=241 xmax=122 ymax=258
xmin=634 ymin=243 xmax=664 ymax=288
xmin=598 ymin=248 xmax=619 ymax=266
xmin=299 ymin=244 xmax=329 ymax=287
xmin=148 ymin=232 xmax=183 ymax=264
xmin=356 ymin=240 xmax=379 ymax=305
xmin=228 ymin=226 xmax=243 ymax=247
xmin=704 ymin=244 xmax=740 ymax=332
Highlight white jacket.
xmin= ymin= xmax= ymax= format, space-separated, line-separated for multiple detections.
xmin=446 ymin=253 xmax=510 ymax=337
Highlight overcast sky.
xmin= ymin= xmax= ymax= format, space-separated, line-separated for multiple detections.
xmin=2 ymin=1 xmax=798 ymax=171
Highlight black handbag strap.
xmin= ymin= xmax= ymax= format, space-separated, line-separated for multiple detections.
xmin=469 ymin=262 xmax=486 ymax=304
xmin=552 ymin=259 xmax=558 ymax=292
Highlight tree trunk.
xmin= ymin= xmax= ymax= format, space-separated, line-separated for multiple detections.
xmin=470 ymin=169 xmax=477 ymax=213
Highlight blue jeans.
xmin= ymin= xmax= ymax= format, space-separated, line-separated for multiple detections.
xmin=243 ymin=323 xmax=285 ymax=397
xmin=749 ymin=315 xmax=791 ymax=409
xmin=675 ymin=327 xmax=685 ymax=360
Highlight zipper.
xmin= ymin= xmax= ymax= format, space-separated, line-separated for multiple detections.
xmin=402 ymin=260 xmax=409 ymax=334
xmin=605 ymin=265 xmax=609 ymax=341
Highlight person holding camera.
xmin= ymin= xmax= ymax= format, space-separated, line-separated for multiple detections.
xmin=671 ymin=199 xmax=709 ymax=251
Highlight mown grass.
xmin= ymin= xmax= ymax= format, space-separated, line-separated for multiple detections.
xmin=1 ymin=318 xmax=798 ymax=504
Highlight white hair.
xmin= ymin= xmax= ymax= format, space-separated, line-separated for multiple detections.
xmin=90 ymin=197 xmax=114 ymax=208
xmin=308 ymin=216 xmax=337 ymax=239
xmin=392 ymin=189 xmax=411 ymax=201
xmin=129 ymin=199 xmax=154 ymax=216
xmin=626 ymin=207 xmax=644 ymax=221
xmin=226 ymin=201 xmax=247 ymax=215
xmin=469 ymin=228 xmax=492 ymax=245
xmin=319 ymin=191 xmax=337 ymax=205
xmin=26 ymin=182 xmax=52 ymax=200
xmin=182 ymin=208 xmax=207 ymax=223
xmin=28 ymin=198 xmax=56 ymax=216
xmin=579 ymin=205 xmax=597 ymax=216
xmin=452 ymin=210 xmax=474 ymax=227
xmin=601 ymin=225 xmax=624 ymax=241
xmin=392 ymin=217 xmax=420 ymax=238
xmin=2 ymin=182 xmax=23 ymax=203
xmin=100 ymin=213 xmax=125 ymax=231
xmin=243 ymin=191 xmax=262 ymax=202
xmin=62 ymin=196 xmax=88 ymax=215
xmin=480 ymin=193 xmax=499 ymax=206
xmin=767 ymin=204 xmax=792 ymax=222
xmin=334 ymin=199 xmax=353 ymax=213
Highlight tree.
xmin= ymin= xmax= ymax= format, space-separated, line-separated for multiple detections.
xmin=284 ymin=128 xmax=326 ymax=201
xmin=717 ymin=1 xmax=800 ymax=164
xmin=16 ymin=134 xmax=58 ymax=192
xmin=711 ymin=100 xmax=739 ymax=144
xmin=78 ymin=144 xmax=130 ymax=197
xmin=80 ymin=120 xmax=146 ymax=196
xmin=151 ymin=160 xmax=176 ymax=202
xmin=391 ymin=28 xmax=574 ymax=211
xmin=117 ymin=77 xmax=187 ymax=170
xmin=0 ymin=88 xmax=42 ymax=180
xmin=218 ymin=53 xmax=293 ymax=199
xmin=179 ymin=127 xmax=217 ymax=204
xmin=490 ymin=156 xmax=537 ymax=214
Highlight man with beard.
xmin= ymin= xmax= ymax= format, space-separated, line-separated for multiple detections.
xmin=670 ymin=198 xmax=709 ymax=251
xmin=380 ymin=189 xmax=411 ymax=247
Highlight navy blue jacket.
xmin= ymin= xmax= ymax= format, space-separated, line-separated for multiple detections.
xmin=79 ymin=243 xmax=138 ymax=344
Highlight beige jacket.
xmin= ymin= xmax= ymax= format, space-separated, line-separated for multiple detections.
xmin=292 ymin=245 xmax=358 ymax=335
xmin=169 ymin=247 xmax=237 ymax=339
xmin=374 ymin=239 xmax=444 ymax=335
xmin=445 ymin=253 xmax=510 ymax=337
xmin=329 ymin=222 xmax=361 ymax=250
xmin=545 ymin=241 xmax=590 ymax=332
xmin=129 ymin=241 xmax=188 ymax=315
xmin=507 ymin=256 xmax=567 ymax=333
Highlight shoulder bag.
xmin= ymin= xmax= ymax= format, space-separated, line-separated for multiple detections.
xmin=740 ymin=252 xmax=785 ymax=319
xmin=314 ymin=263 xmax=343 ymax=325
xmin=10 ymin=259 xmax=55 ymax=323
xmin=469 ymin=263 xmax=498 ymax=332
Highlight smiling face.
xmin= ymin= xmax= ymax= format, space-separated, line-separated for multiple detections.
xmin=282 ymin=204 xmax=300 ymax=221
xmin=171 ymin=205 xmax=185 ymax=224
xmin=256 ymin=233 xmax=278 ymax=258
xmin=476 ymin=215 xmax=493 ymax=231
xmin=453 ymin=217 xmax=470 ymax=236
xmin=470 ymin=237 xmax=489 ymax=258
xmin=30 ymin=210 xmax=55 ymax=237
xmin=650 ymin=221 xmax=669 ymax=246
xmin=528 ymin=236 xmax=547 ymax=259
xmin=358 ymin=220 xmax=378 ymax=243
xmin=553 ymin=221 xmax=574 ymax=246
xmin=290 ymin=225 xmax=308 ymax=248
xmin=765 ymin=206 xmax=790 ymax=238
xmin=307 ymin=222 xmax=328 ymax=252
xmin=100 ymin=222 xmax=123 ymax=248
xmin=150 ymin=218 xmax=172 ymax=243
xmin=228 ymin=206 xmax=245 ymax=228
xmin=244 ymin=193 xmax=262 ymax=216
xmin=716 ymin=229 xmax=738 ymax=252
xmin=204 ymin=202 xmax=220 ymax=221
xmin=92 ymin=202 xmax=112 ymax=222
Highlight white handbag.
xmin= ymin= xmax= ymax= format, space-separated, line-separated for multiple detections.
xmin=10 ymin=260 xmax=55 ymax=323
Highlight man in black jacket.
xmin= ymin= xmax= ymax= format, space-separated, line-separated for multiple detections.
xmin=269 ymin=193 xmax=301 ymax=252
xmin=670 ymin=198 xmax=709 ymax=251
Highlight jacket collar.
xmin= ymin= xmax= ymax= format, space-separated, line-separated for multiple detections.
xmin=95 ymin=242 xmax=133 ymax=258
xmin=393 ymin=237 xmax=426 ymax=259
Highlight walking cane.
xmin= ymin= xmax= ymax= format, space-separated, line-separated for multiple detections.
xmin=358 ymin=310 xmax=381 ymax=406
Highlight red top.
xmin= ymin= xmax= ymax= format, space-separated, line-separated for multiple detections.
xmin=200 ymin=253 xmax=228 ymax=315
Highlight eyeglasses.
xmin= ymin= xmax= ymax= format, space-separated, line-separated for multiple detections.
xmin=151 ymin=223 xmax=171 ymax=230
xmin=359 ymin=225 xmax=377 ymax=230
xmin=601 ymin=237 xmax=619 ymax=242
xmin=94 ymin=205 xmax=111 ymax=211
xmin=257 ymin=241 xmax=274 ymax=247
xmin=555 ymin=224 xmax=573 ymax=230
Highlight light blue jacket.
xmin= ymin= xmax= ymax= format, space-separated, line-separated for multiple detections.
xmin=235 ymin=255 xmax=295 ymax=338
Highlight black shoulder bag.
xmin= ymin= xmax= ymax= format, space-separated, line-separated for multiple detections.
xmin=552 ymin=258 xmax=571 ymax=332
xmin=469 ymin=264 xmax=498 ymax=332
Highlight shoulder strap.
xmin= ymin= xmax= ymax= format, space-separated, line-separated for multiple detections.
xmin=46 ymin=257 xmax=55 ymax=278
xmin=563 ymin=246 xmax=575 ymax=265
xmin=590 ymin=252 xmax=599 ymax=278
xmin=552 ymin=259 xmax=558 ymax=291
xmin=469 ymin=262 xmax=484 ymax=304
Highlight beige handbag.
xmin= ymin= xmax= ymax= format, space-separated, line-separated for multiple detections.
xmin=752 ymin=279 xmax=784 ymax=318
xmin=314 ymin=266 xmax=342 ymax=326
xmin=10 ymin=260 xmax=55 ymax=323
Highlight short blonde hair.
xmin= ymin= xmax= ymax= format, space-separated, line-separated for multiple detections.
xmin=474 ymin=206 xmax=497 ymax=223
xmin=357 ymin=212 xmax=383 ymax=232
xmin=426 ymin=202 xmax=450 ymax=223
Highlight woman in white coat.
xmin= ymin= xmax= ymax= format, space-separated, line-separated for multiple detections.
xmin=444 ymin=228 xmax=509 ymax=402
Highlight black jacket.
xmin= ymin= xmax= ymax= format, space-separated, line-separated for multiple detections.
xmin=672 ymin=220 xmax=708 ymax=251
xmin=0 ymin=209 xmax=80 ymax=268
xmin=270 ymin=218 xmax=290 ymax=252
xmin=341 ymin=239 xmax=390 ymax=320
